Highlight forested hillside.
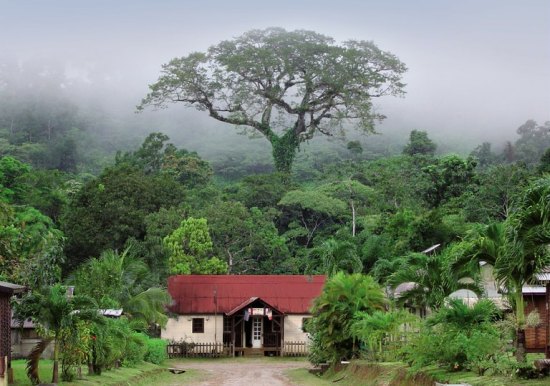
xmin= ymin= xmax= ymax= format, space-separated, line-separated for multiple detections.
xmin=2 ymin=0 xmax=549 ymax=382
xmin=2 ymin=106 xmax=549 ymax=286
xmin=2 ymin=51 xmax=550 ymax=385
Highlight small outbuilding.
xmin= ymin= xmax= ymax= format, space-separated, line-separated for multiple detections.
xmin=0 ymin=281 xmax=25 ymax=385
xmin=524 ymin=268 xmax=550 ymax=358
xmin=164 ymin=275 xmax=325 ymax=357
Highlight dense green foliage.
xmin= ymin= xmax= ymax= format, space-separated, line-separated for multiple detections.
xmin=1 ymin=47 xmax=549 ymax=383
xmin=403 ymin=299 xmax=509 ymax=375
xmin=309 ymin=273 xmax=385 ymax=364
xmin=164 ymin=217 xmax=228 ymax=274
xmin=402 ymin=130 xmax=437 ymax=156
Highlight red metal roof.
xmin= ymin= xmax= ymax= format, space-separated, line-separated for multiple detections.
xmin=168 ymin=275 xmax=326 ymax=315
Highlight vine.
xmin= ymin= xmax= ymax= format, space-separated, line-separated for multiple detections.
xmin=270 ymin=130 xmax=300 ymax=174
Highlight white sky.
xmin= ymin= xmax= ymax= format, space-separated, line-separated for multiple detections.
xmin=1 ymin=0 xmax=549 ymax=143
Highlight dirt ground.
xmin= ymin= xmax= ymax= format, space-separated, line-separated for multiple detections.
xmin=169 ymin=358 xmax=310 ymax=386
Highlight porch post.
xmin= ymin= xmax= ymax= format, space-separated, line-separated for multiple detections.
xmin=231 ymin=316 xmax=235 ymax=357
xmin=281 ymin=314 xmax=285 ymax=357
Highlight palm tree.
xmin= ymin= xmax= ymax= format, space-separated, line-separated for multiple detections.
xmin=496 ymin=177 xmax=550 ymax=360
xmin=427 ymin=298 xmax=500 ymax=329
xmin=123 ymin=287 xmax=171 ymax=330
xmin=13 ymin=284 xmax=99 ymax=384
xmin=70 ymin=248 xmax=147 ymax=307
xmin=307 ymin=238 xmax=362 ymax=277
xmin=310 ymin=273 xmax=385 ymax=363
xmin=389 ymin=250 xmax=482 ymax=311
xmin=70 ymin=248 xmax=171 ymax=329
xmin=351 ymin=309 xmax=417 ymax=361
xmin=454 ymin=177 xmax=550 ymax=361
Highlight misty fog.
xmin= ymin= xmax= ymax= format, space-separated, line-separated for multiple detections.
xmin=1 ymin=0 xmax=548 ymax=168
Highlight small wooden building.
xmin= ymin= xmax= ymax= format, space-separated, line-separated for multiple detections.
xmin=524 ymin=268 xmax=550 ymax=358
xmin=523 ymin=285 xmax=548 ymax=354
xmin=164 ymin=275 xmax=325 ymax=357
xmin=0 ymin=281 xmax=25 ymax=385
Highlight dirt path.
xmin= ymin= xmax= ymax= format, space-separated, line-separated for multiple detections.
xmin=170 ymin=358 xmax=309 ymax=386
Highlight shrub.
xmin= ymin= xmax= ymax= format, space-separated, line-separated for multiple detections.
xmin=309 ymin=273 xmax=385 ymax=364
xmin=123 ymin=332 xmax=147 ymax=366
xmin=144 ymin=337 xmax=168 ymax=364
xmin=515 ymin=361 xmax=539 ymax=379
xmin=402 ymin=299 xmax=508 ymax=373
xmin=308 ymin=332 xmax=330 ymax=366
xmin=91 ymin=317 xmax=137 ymax=373
xmin=351 ymin=309 xmax=418 ymax=362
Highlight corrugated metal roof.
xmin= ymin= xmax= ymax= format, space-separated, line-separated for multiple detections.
xmin=168 ymin=275 xmax=326 ymax=315
xmin=226 ymin=297 xmax=258 ymax=316
xmin=0 ymin=281 xmax=25 ymax=294
xmin=522 ymin=285 xmax=546 ymax=294
xmin=100 ymin=309 xmax=123 ymax=317
xmin=536 ymin=266 xmax=550 ymax=281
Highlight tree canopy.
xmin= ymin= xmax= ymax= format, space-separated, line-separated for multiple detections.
xmin=139 ymin=28 xmax=406 ymax=173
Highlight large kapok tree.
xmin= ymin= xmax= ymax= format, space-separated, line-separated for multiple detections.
xmin=138 ymin=28 xmax=407 ymax=173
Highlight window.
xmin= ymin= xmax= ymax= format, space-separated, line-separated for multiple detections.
xmin=192 ymin=318 xmax=204 ymax=333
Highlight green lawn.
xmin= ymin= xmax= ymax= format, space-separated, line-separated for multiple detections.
xmin=424 ymin=367 xmax=550 ymax=386
xmin=285 ymin=368 xmax=335 ymax=385
xmin=9 ymin=359 xmax=205 ymax=386
xmin=11 ymin=357 xmax=550 ymax=385
xmin=286 ymin=359 xmax=550 ymax=386
xmin=11 ymin=359 xmax=54 ymax=385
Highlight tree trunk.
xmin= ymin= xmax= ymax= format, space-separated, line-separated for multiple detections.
xmin=52 ymin=360 xmax=59 ymax=384
xmin=269 ymin=130 xmax=300 ymax=175
xmin=227 ymin=249 xmax=233 ymax=274
xmin=514 ymin=288 xmax=527 ymax=362
xmin=52 ymin=337 xmax=59 ymax=383
xmin=350 ymin=199 xmax=356 ymax=237
xmin=515 ymin=328 xmax=526 ymax=362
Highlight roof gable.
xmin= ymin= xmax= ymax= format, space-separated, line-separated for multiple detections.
xmin=168 ymin=275 xmax=326 ymax=314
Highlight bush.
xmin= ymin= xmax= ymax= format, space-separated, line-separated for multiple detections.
xmin=91 ymin=317 xmax=139 ymax=373
xmin=308 ymin=332 xmax=330 ymax=366
xmin=144 ymin=337 xmax=168 ymax=364
xmin=402 ymin=299 xmax=515 ymax=376
xmin=515 ymin=361 xmax=540 ymax=379
xmin=309 ymin=273 xmax=386 ymax=364
xmin=123 ymin=332 xmax=147 ymax=366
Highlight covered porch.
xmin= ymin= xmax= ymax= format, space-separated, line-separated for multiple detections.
xmin=223 ymin=297 xmax=284 ymax=357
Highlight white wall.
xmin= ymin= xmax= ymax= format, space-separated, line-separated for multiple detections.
xmin=284 ymin=314 xmax=310 ymax=342
xmin=163 ymin=314 xmax=312 ymax=344
xmin=162 ymin=315 xmax=223 ymax=343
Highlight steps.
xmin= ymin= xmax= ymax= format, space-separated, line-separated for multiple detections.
xmin=242 ymin=348 xmax=264 ymax=357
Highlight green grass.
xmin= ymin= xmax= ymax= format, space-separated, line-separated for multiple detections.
xmin=11 ymin=359 xmax=54 ymax=385
xmin=425 ymin=366 xmax=550 ymax=386
xmin=298 ymin=359 xmax=550 ymax=386
xmin=10 ymin=359 xmax=206 ymax=386
xmin=285 ymin=368 xmax=334 ymax=385
xmin=11 ymin=356 xmax=549 ymax=385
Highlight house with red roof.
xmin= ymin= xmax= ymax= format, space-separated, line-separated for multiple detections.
xmin=164 ymin=275 xmax=326 ymax=356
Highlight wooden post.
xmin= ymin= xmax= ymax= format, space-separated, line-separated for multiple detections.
xmin=0 ymin=356 xmax=5 ymax=386
xmin=231 ymin=316 xmax=235 ymax=357
xmin=281 ymin=315 xmax=285 ymax=357
xmin=546 ymin=282 xmax=550 ymax=359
